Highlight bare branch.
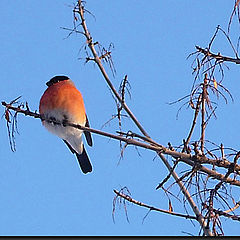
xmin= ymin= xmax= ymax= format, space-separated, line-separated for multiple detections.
xmin=113 ymin=189 xmax=197 ymax=220
xmin=195 ymin=46 xmax=240 ymax=64
xmin=76 ymin=0 xmax=150 ymax=138
xmin=228 ymin=0 xmax=240 ymax=33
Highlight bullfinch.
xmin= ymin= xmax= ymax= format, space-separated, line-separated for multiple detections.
xmin=39 ymin=75 xmax=93 ymax=174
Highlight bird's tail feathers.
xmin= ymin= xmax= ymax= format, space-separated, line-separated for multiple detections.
xmin=63 ymin=140 xmax=92 ymax=174
xmin=76 ymin=146 xmax=92 ymax=174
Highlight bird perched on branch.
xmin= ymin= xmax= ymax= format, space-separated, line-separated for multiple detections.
xmin=39 ymin=75 xmax=93 ymax=174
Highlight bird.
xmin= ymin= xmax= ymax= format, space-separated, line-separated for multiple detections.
xmin=39 ymin=75 xmax=93 ymax=174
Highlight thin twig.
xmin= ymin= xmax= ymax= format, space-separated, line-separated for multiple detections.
xmin=185 ymin=94 xmax=202 ymax=146
xmin=200 ymin=74 xmax=208 ymax=153
xmin=196 ymin=46 xmax=240 ymax=64
xmin=113 ymin=189 xmax=197 ymax=220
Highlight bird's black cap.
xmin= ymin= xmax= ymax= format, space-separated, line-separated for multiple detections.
xmin=46 ymin=76 xmax=69 ymax=87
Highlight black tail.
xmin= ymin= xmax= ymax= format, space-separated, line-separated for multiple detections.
xmin=76 ymin=146 xmax=92 ymax=174
xmin=63 ymin=140 xmax=92 ymax=174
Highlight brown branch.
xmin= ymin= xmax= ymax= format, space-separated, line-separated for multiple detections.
xmin=113 ymin=189 xmax=197 ymax=220
xmin=154 ymin=154 xmax=213 ymax=236
xmin=1 ymin=101 xmax=162 ymax=151
xmin=204 ymin=203 xmax=240 ymax=222
xmin=116 ymin=131 xmax=162 ymax=147
xmin=228 ymin=0 xmax=240 ymax=33
xmin=196 ymin=46 xmax=240 ymax=64
xmin=180 ymin=156 xmax=240 ymax=187
xmin=185 ymin=94 xmax=202 ymax=147
xmin=155 ymin=159 xmax=180 ymax=190
xmin=214 ymin=209 xmax=240 ymax=222
xmin=3 ymin=100 xmax=240 ymax=188
xmin=76 ymin=0 xmax=150 ymax=138
xmin=200 ymin=74 xmax=208 ymax=153
xmin=224 ymin=201 xmax=240 ymax=213
xmin=2 ymin=101 xmax=40 ymax=119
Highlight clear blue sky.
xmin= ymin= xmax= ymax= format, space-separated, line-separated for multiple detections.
xmin=0 ymin=0 xmax=239 ymax=236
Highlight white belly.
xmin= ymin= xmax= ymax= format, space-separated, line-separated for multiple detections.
xmin=42 ymin=109 xmax=84 ymax=154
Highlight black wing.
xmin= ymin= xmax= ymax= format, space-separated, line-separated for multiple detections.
xmin=84 ymin=114 xmax=93 ymax=147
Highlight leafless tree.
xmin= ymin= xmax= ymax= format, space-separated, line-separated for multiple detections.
xmin=2 ymin=0 xmax=240 ymax=236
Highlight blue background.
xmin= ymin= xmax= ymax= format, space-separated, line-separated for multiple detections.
xmin=0 ymin=0 xmax=239 ymax=236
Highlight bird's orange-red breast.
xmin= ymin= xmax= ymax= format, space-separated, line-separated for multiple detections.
xmin=39 ymin=76 xmax=93 ymax=174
